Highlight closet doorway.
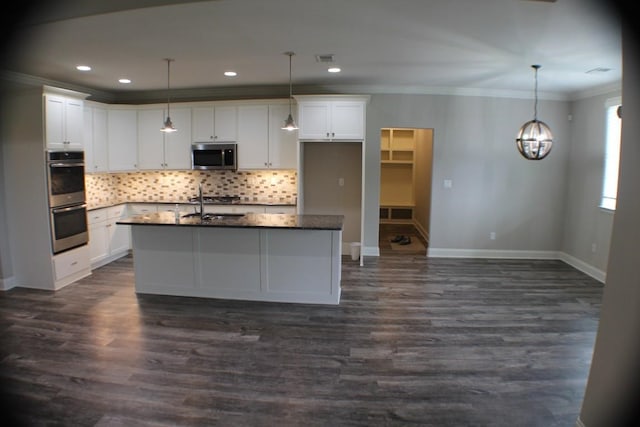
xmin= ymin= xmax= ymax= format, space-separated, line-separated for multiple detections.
xmin=379 ymin=127 xmax=433 ymax=255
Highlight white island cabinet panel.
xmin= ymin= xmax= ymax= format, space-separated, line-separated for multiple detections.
xmin=264 ymin=229 xmax=341 ymax=298
xmin=131 ymin=226 xmax=196 ymax=290
xmin=195 ymin=228 xmax=262 ymax=294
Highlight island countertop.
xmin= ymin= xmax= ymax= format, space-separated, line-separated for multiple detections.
xmin=117 ymin=211 xmax=344 ymax=231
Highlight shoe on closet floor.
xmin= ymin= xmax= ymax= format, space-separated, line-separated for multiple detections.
xmin=391 ymin=235 xmax=405 ymax=243
xmin=398 ymin=236 xmax=412 ymax=245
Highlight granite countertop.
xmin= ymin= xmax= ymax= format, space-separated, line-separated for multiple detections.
xmin=88 ymin=200 xmax=296 ymax=211
xmin=117 ymin=211 xmax=344 ymax=231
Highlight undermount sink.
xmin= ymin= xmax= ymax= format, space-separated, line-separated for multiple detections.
xmin=182 ymin=212 xmax=245 ymax=220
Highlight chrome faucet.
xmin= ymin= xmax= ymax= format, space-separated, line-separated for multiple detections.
xmin=199 ymin=183 xmax=204 ymax=219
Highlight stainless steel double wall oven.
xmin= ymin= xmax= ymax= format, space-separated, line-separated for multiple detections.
xmin=46 ymin=151 xmax=88 ymax=254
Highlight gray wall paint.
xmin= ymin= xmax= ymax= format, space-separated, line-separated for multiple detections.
xmin=363 ymin=93 xmax=572 ymax=253
xmin=302 ymin=142 xmax=362 ymax=243
xmin=562 ymin=91 xmax=619 ymax=272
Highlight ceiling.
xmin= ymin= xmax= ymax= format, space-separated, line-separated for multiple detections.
xmin=3 ymin=0 xmax=622 ymax=102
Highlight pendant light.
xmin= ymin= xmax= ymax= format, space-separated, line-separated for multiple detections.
xmin=516 ymin=65 xmax=553 ymax=160
xmin=281 ymin=51 xmax=298 ymax=131
xmin=160 ymin=58 xmax=177 ymax=133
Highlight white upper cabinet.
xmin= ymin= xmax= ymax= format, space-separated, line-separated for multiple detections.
xmin=268 ymin=103 xmax=297 ymax=169
xmin=296 ymin=96 xmax=368 ymax=141
xmin=92 ymin=107 xmax=109 ymax=172
xmin=107 ymin=108 xmax=138 ymax=171
xmin=236 ymin=103 xmax=298 ymax=170
xmin=83 ymin=106 xmax=93 ymax=169
xmin=137 ymin=109 xmax=165 ymax=170
xmin=237 ymin=105 xmax=269 ymax=169
xmin=83 ymin=104 xmax=108 ymax=173
xmin=163 ymin=108 xmax=192 ymax=169
xmin=192 ymin=105 xmax=237 ymax=142
xmin=138 ymin=107 xmax=192 ymax=170
xmin=45 ymin=93 xmax=84 ymax=150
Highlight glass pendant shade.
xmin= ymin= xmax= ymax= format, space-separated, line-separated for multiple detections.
xmin=282 ymin=113 xmax=297 ymax=131
xmin=516 ymin=119 xmax=553 ymax=160
xmin=281 ymin=51 xmax=298 ymax=131
xmin=161 ymin=116 xmax=176 ymax=133
xmin=160 ymin=58 xmax=177 ymax=133
xmin=516 ymin=65 xmax=553 ymax=160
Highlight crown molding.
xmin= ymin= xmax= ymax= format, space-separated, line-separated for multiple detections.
xmin=3 ymin=70 xmax=618 ymax=105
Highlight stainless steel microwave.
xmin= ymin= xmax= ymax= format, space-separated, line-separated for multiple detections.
xmin=191 ymin=143 xmax=237 ymax=171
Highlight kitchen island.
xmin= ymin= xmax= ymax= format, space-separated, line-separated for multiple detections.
xmin=117 ymin=212 xmax=344 ymax=305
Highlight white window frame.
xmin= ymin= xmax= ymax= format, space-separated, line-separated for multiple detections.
xmin=600 ymin=96 xmax=622 ymax=211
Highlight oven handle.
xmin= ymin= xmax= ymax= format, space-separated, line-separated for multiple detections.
xmin=52 ymin=204 xmax=87 ymax=214
xmin=49 ymin=162 xmax=85 ymax=168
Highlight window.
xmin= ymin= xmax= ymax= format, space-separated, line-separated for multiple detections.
xmin=600 ymin=97 xmax=622 ymax=211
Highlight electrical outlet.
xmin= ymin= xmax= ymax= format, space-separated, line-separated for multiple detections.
xmin=443 ymin=179 xmax=453 ymax=189
xmin=591 ymin=243 xmax=597 ymax=253
xmin=338 ymin=177 xmax=344 ymax=187
xmin=490 ymin=232 xmax=496 ymax=240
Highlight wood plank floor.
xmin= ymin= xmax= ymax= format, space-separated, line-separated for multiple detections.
xmin=0 ymin=253 xmax=603 ymax=426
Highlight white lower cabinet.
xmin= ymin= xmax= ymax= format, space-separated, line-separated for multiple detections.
xmin=88 ymin=209 xmax=109 ymax=265
xmin=88 ymin=205 xmax=131 ymax=268
xmin=53 ymin=245 xmax=91 ymax=288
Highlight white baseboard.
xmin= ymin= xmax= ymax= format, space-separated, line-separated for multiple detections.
xmin=427 ymin=247 xmax=560 ymax=260
xmin=558 ymin=252 xmax=606 ymax=283
xmin=0 ymin=275 xmax=17 ymax=291
xmin=575 ymin=416 xmax=586 ymax=427
xmin=426 ymin=248 xmax=605 ymax=283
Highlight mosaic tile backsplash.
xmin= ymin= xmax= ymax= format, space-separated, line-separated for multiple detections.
xmin=85 ymin=170 xmax=297 ymax=209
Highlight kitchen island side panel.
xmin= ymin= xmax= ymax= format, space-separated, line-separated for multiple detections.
xmin=263 ymin=229 xmax=341 ymax=300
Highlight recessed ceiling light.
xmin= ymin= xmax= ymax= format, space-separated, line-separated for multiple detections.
xmin=118 ymin=78 xmax=132 ymax=84
xmin=76 ymin=65 xmax=91 ymax=71
xmin=224 ymin=71 xmax=237 ymax=77
xmin=328 ymin=67 xmax=341 ymax=73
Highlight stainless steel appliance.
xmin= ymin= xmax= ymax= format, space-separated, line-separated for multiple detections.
xmin=191 ymin=143 xmax=237 ymax=170
xmin=46 ymin=151 xmax=88 ymax=254
xmin=46 ymin=151 xmax=85 ymax=207
xmin=50 ymin=203 xmax=89 ymax=254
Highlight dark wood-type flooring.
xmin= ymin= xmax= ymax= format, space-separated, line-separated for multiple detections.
xmin=0 ymin=252 xmax=603 ymax=426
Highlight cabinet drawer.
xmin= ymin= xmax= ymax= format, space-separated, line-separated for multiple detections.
xmin=108 ymin=204 xmax=128 ymax=219
xmin=128 ymin=204 xmax=157 ymax=215
xmin=87 ymin=209 xmax=108 ymax=225
xmin=54 ymin=246 xmax=90 ymax=280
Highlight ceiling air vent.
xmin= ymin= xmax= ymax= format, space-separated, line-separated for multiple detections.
xmin=315 ymin=54 xmax=335 ymax=63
